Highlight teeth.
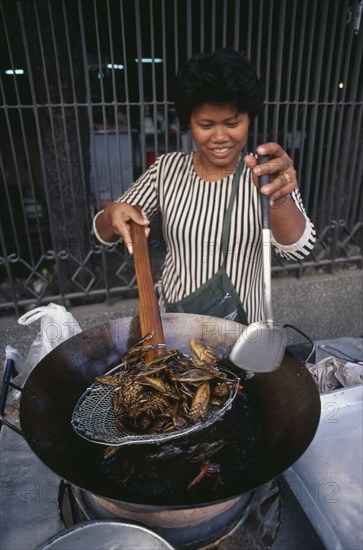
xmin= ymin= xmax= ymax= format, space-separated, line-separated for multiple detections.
xmin=213 ymin=148 xmax=229 ymax=153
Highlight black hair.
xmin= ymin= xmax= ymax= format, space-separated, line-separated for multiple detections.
xmin=174 ymin=48 xmax=264 ymax=129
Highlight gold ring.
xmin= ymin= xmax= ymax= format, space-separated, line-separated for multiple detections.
xmin=282 ymin=172 xmax=291 ymax=184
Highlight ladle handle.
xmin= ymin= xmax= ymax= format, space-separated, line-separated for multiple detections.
xmin=258 ymin=155 xmax=271 ymax=230
xmin=258 ymin=155 xmax=273 ymax=323
xmin=130 ymin=206 xmax=166 ymax=360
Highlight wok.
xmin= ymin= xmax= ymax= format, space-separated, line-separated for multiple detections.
xmin=17 ymin=313 xmax=320 ymax=509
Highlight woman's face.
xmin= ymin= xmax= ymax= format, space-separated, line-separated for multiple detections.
xmin=190 ymin=103 xmax=250 ymax=174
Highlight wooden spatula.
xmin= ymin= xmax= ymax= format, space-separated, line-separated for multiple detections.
xmin=129 ymin=206 xmax=167 ymax=362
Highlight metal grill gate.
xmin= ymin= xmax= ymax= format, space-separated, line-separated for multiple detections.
xmin=1 ymin=0 xmax=362 ymax=315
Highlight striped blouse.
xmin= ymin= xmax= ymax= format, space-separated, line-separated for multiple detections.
xmin=110 ymin=152 xmax=315 ymax=323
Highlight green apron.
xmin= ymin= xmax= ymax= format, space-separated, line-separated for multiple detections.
xmin=163 ymin=158 xmax=248 ymax=325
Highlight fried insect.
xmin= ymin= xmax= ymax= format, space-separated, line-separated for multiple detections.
xmin=187 ymin=458 xmax=221 ymax=489
xmin=96 ymin=338 xmax=234 ymax=436
xmin=189 ymin=381 xmax=211 ymax=424
xmin=190 ymin=338 xmax=218 ymax=366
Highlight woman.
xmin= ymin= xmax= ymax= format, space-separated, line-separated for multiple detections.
xmin=93 ymin=49 xmax=315 ymax=324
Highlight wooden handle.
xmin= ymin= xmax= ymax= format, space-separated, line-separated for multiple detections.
xmin=130 ymin=206 xmax=166 ymax=361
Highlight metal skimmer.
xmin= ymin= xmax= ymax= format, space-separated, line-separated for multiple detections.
xmin=71 ymin=351 xmax=240 ymax=447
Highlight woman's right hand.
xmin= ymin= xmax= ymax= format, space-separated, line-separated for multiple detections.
xmin=95 ymin=202 xmax=150 ymax=254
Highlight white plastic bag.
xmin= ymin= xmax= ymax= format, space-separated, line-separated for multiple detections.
xmin=2 ymin=304 xmax=82 ymax=421
xmin=17 ymin=303 xmax=82 ymax=378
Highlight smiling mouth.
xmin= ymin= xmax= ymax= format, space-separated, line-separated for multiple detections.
xmin=211 ymin=147 xmax=231 ymax=153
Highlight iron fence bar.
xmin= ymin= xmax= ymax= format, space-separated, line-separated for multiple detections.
xmin=296 ymin=0 xmax=318 ymax=190
xmin=77 ymin=0 xmax=96 ymax=208
xmin=347 ymin=104 xmax=363 ymax=225
xmin=186 ymin=0 xmax=192 ymax=58
xmin=321 ymin=104 xmax=339 ymax=233
xmin=119 ymin=0 xmax=136 ymax=187
xmin=262 ymin=0 xmax=273 ymax=145
xmin=211 ymin=0 xmax=216 ymax=52
xmin=281 ymin=0 xmax=296 ymax=154
xmin=14 ymin=3 xmax=49 ymax=252
xmin=330 ymin=221 xmax=340 ymax=274
xmin=182 ymin=0 xmax=193 ymax=154
xmin=0 ymin=228 xmax=20 ymax=318
xmin=95 ymin=1 xmax=115 ymax=300
xmin=330 ymin=0 xmax=350 ymax=105
xmin=245 ymin=0 xmax=252 ymax=60
xmin=347 ymin=4 xmax=363 ymax=229
xmin=106 ymin=0 xmax=122 ymax=197
xmin=352 ymin=106 xmax=363 ymax=224
xmin=333 ymin=0 xmax=361 ymax=226
xmin=290 ymin=0 xmax=307 ymax=164
xmin=93 ymin=0 xmax=114 ymax=206
xmin=135 ymin=0 xmax=147 ymax=174
xmin=340 ymin=2 xmax=363 ymax=226
xmin=255 ymin=0 xmax=263 ymax=80
xmin=347 ymin=1 xmax=363 ymax=104
xmin=341 ymin=104 xmax=362 ymax=227
xmin=310 ymin=100 xmax=328 ymax=227
xmin=233 ymin=0 xmax=240 ymax=52
xmin=271 ymin=0 xmax=286 ymax=143
xmin=251 ymin=0 xmax=264 ymax=153
xmin=161 ymin=0 xmax=169 ymax=155
xmin=326 ymin=0 xmax=350 ymax=227
xmin=303 ymin=0 xmax=328 ymax=211
xmin=0 ymin=112 xmax=22 ymax=261
xmin=149 ymin=0 xmax=159 ymax=162
xmin=61 ymin=2 xmax=91 ymax=247
xmin=0 ymin=150 xmax=20 ymax=265
xmin=173 ymin=0 xmax=181 ymax=151
xmin=222 ymin=0 xmax=228 ymax=48
xmin=48 ymin=2 xmax=83 ymax=258
xmin=4 ymin=113 xmax=44 ymax=259
xmin=322 ymin=2 xmax=340 ymax=104
xmin=199 ymin=0 xmax=204 ymax=52
xmin=328 ymin=110 xmax=348 ymax=227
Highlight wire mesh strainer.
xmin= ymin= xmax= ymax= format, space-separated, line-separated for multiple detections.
xmin=71 ymin=358 xmax=240 ymax=446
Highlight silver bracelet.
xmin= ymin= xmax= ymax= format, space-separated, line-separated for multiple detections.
xmin=92 ymin=210 xmax=122 ymax=246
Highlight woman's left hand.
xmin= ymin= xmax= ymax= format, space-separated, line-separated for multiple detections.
xmin=244 ymin=142 xmax=298 ymax=207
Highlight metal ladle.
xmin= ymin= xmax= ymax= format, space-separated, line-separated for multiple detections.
xmin=229 ymin=155 xmax=287 ymax=373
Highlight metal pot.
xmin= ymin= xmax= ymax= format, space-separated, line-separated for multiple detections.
xmin=38 ymin=520 xmax=175 ymax=550
xmin=17 ymin=313 xmax=320 ymax=513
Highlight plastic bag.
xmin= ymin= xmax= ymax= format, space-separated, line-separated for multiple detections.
xmin=17 ymin=303 xmax=82 ymax=380
xmin=2 ymin=304 xmax=82 ymax=422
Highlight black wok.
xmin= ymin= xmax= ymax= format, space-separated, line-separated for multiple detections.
xmin=18 ymin=313 xmax=320 ymax=509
